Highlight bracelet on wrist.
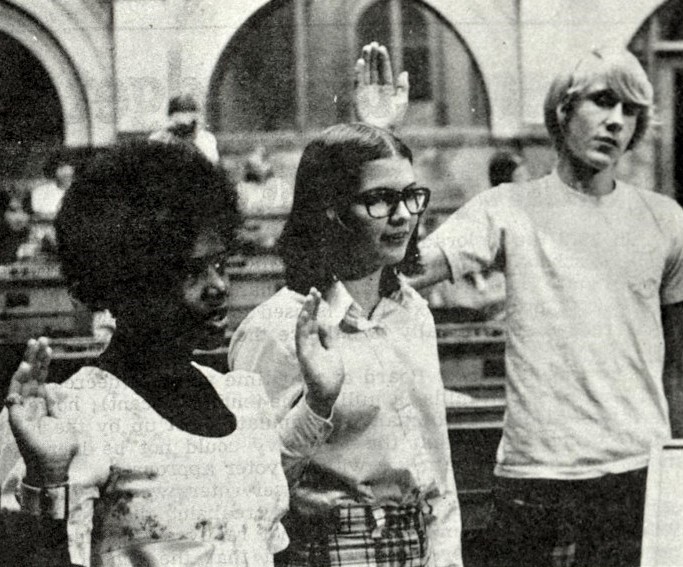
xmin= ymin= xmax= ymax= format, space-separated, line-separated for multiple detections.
xmin=18 ymin=479 xmax=69 ymax=520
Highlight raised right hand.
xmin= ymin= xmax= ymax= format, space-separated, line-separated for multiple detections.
xmin=354 ymin=42 xmax=410 ymax=131
xmin=6 ymin=338 xmax=77 ymax=486
xmin=295 ymin=289 xmax=344 ymax=419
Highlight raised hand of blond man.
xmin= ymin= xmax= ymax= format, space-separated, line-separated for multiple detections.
xmin=354 ymin=42 xmax=410 ymax=131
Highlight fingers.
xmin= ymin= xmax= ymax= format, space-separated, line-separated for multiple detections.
xmin=354 ymin=58 xmax=365 ymax=88
xmin=44 ymin=387 xmax=64 ymax=418
xmin=298 ymin=288 xmax=322 ymax=325
xmin=369 ymin=41 xmax=380 ymax=84
xmin=360 ymin=42 xmax=391 ymax=85
xmin=378 ymin=45 xmax=393 ymax=86
xmin=8 ymin=337 xmax=52 ymax=397
xmin=361 ymin=44 xmax=372 ymax=85
xmin=34 ymin=337 xmax=52 ymax=385
xmin=296 ymin=288 xmax=322 ymax=343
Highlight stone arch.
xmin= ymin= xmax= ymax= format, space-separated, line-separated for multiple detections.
xmin=206 ymin=0 xmax=493 ymax=132
xmin=1 ymin=0 xmax=115 ymax=146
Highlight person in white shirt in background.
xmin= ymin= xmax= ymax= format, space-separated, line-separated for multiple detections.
xmin=31 ymin=159 xmax=74 ymax=222
xmin=356 ymin=43 xmax=683 ymax=567
xmin=149 ymin=93 xmax=220 ymax=165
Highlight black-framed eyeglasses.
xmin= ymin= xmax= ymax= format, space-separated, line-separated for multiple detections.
xmin=354 ymin=186 xmax=431 ymax=219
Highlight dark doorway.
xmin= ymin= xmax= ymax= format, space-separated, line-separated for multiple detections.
xmin=0 ymin=32 xmax=63 ymax=178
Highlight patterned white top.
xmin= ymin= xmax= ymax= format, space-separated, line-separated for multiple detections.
xmin=2 ymin=364 xmax=289 ymax=567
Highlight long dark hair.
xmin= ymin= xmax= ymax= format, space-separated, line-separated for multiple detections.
xmin=278 ymin=123 xmax=423 ymax=296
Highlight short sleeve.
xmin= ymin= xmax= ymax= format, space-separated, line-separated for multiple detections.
xmin=426 ymin=189 xmax=504 ymax=282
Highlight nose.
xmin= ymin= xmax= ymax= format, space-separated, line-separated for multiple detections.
xmin=202 ymin=268 xmax=229 ymax=301
xmin=605 ymin=103 xmax=625 ymax=133
xmin=389 ymin=199 xmax=411 ymax=224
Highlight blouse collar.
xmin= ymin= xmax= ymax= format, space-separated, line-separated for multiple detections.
xmin=322 ymin=279 xmax=408 ymax=332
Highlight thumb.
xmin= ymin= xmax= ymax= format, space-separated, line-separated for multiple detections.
xmin=318 ymin=323 xmax=339 ymax=350
xmin=396 ymin=71 xmax=410 ymax=95
xmin=44 ymin=385 xmax=67 ymax=418
xmin=7 ymin=395 xmax=31 ymax=441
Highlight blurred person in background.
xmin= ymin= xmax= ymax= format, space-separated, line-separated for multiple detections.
xmin=0 ymin=187 xmax=30 ymax=263
xmin=150 ymin=93 xmax=220 ymax=165
xmin=487 ymin=150 xmax=530 ymax=188
xmin=31 ymin=156 xmax=74 ymax=222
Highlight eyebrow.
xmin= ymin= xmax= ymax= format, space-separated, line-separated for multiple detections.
xmin=358 ymin=182 xmax=418 ymax=194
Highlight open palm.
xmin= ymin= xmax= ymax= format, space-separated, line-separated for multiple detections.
xmin=7 ymin=338 xmax=77 ymax=485
xmin=354 ymin=42 xmax=409 ymax=131
xmin=295 ymin=289 xmax=345 ymax=418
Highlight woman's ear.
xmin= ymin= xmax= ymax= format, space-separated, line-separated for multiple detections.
xmin=326 ymin=207 xmax=352 ymax=231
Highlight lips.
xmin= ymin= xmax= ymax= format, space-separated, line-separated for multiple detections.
xmin=381 ymin=232 xmax=409 ymax=244
xmin=594 ymin=136 xmax=619 ymax=148
xmin=205 ymin=306 xmax=229 ymax=329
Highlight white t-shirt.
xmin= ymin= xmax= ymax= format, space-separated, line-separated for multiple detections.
xmin=429 ymin=171 xmax=683 ymax=479
xmin=31 ymin=181 xmax=65 ymax=219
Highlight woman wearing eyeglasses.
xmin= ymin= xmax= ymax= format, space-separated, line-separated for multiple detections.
xmin=229 ymin=122 xmax=462 ymax=567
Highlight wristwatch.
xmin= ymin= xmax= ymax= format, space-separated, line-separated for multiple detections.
xmin=17 ymin=480 xmax=69 ymax=520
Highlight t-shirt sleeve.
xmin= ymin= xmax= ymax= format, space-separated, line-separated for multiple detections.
xmin=425 ymin=190 xmax=504 ymax=282
xmin=661 ymin=201 xmax=683 ymax=305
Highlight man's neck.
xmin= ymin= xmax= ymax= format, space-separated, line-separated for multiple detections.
xmin=557 ymin=156 xmax=617 ymax=197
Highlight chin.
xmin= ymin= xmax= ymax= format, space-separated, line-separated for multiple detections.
xmin=584 ymin=150 xmax=621 ymax=170
xmin=381 ymin=249 xmax=409 ymax=266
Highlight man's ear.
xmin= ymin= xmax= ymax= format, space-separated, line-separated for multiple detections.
xmin=556 ymin=101 xmax=570 ymax=130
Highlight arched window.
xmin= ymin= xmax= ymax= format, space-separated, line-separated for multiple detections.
xmin=630 ymin=0 xmax=683 ymax=204
xmin=0 ymin=31 xmax=63 ymax=177
xmin=208 ymin=0 xmax=489 ymax=136
xmin=208 ymin=1 xmax=297 ymax=133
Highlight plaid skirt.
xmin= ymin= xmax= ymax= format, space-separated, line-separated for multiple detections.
xmin=276 ymin=504 xmax=432 ymax=567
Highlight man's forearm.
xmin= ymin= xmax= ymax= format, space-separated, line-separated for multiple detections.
xmin=408 ymin=241 xmax=452 ymax=290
